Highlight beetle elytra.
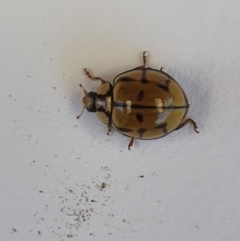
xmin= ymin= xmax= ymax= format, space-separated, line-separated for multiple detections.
xmin=78 ymin=52 xmax=199 ymax=149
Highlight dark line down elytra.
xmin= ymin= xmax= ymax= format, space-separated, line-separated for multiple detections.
xmin=112 ymin=102 xmax=189 ymax=109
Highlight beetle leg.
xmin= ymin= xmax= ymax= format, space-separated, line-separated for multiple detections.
xmin=135 ymin=51 xmax=147 ymax=69
xmin=128 ymin=137 xmax=134 ymax=150
xmin=107 ymin=126 xmax=111 ymax=135
xmin=142 ymin=51 xmax=147 ymax=68
xmin=107 ymin=119 xmax=112 ymax=135
xmin=84 ymin=68 xmax=106 ymax=84
xmin=160 ymin=67 xmax=163 ymax=71
xmin=175 ymin=118 xmax=199 ymax=133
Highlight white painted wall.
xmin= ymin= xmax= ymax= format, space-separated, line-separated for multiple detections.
xmin=1 ymin=0 xmax=240 ymax=240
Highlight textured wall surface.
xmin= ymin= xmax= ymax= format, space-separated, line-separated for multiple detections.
xmin=1 ymin=0 xmax=240 ymax=240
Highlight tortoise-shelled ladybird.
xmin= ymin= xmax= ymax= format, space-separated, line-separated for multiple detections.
xmin=78 ymin=52 xmax=199 ymax=150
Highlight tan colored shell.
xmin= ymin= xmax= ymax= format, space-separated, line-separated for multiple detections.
xmin=111 ymin=68 xmax=189 ymax=139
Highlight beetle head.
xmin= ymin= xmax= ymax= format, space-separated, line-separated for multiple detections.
xmin=77 ymin=84 xmax=97 ymax=119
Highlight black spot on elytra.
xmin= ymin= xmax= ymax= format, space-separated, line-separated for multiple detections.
xmin=155 ymin=123 xmax=167 ymax=133
xmin=137 ymin=90 xmax=144 ymax=101
xmin=141 ymin=77 xmax=149 ymax=84
xmin=156 ymin=84 xmax=169 ymax=92
xmin=156 ymin=79 xmax=171 ymax=92
xmin=117 ymin=127 xmax=133 ymax=132
xmin=136 ymin=113 xmax=144 ymax=123
xmin=137 ymin=128 xmax=147 ymax=138
xmin=118 ymin=77 xmax=135 ymax=82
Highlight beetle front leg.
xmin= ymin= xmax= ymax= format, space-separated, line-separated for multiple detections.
xmin=84 ymin=68 xmax=106 ymax=84
xmin=128 ymin=137 xmax=134 ymax=150
xmin=175 ymin=118 xmax=199 ymax=133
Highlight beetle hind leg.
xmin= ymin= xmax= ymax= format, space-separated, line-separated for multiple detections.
xmin=135 ymin=51 xmax=147 ymax=69
xmin=128 ymin=137 xmax=134 ymax=150
xmin=142 ymin=51 xmax=147 ymax=68
xmin=84 ymin=68 xmax=106 ymax=84
xmin=106 ymin=120 xmax=112 ymax=135
xmin=107 ymin=126 xmax=111 ymax=135
xmin=175 ymin=118 xmax=199 ymax=133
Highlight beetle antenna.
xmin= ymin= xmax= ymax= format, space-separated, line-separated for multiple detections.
xmin=77 ymin=107 xmax=85 ymax=119
xmin=77 ymin=84 xmax=88 ymax=119
xmin=79 ymin=84 xmax=88 ymax=96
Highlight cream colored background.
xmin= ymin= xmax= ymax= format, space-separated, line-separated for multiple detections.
xmin=1 ymin=0 xmax=240 ymax=240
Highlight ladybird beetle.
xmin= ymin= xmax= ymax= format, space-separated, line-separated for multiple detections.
xmin=78 ymin=52 xmax=199 ymax=150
